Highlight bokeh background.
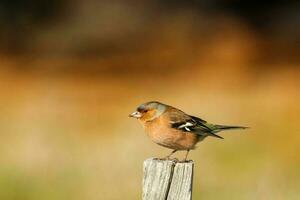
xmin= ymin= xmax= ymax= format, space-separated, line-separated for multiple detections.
xmin=0 ymin=0 xmax=299 ymax=199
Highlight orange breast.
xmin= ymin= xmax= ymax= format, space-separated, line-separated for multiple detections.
xmin=142 ymin=117 xmax=199 ymax=150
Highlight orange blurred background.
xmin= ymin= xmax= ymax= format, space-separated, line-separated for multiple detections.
xmin=0 ymin=1 xmax=299 ymax=199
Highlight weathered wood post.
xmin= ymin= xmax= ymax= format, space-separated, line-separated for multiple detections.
xmin=142 ymin=158 xmax=194 ymax=200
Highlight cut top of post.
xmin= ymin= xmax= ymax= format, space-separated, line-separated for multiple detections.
xmin=142 ymin=158 xmax=194 ymax=200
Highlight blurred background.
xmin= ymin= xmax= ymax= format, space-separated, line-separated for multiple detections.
xmin=0 ymin=0 xmax=299 ymax=199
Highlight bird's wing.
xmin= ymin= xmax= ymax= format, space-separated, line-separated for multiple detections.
xmin=167 ymin=109 xmax=195 ymax=130
xmin=167 ymin=109 xmax=223 ymax=139
xmin=190 ymin=115 xmax=224 ymax=139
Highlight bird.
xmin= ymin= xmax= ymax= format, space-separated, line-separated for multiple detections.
xmin=129 ymin=101 xmax=248 ymax=161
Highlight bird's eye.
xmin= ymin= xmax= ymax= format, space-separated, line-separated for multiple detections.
xmin=137 ymin=106 xmax=149 ymax=113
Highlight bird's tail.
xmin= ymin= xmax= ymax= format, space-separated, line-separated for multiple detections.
xmin=213 ymin=124 xmax=248 ymax=132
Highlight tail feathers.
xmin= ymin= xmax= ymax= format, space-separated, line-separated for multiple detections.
xmin=206 ymin=124 xmax=248 ymax=139
xmin=207 ymin=132 xmax=224 ymax=139
xmin=214 ymin=125 xmax=249 ymax=131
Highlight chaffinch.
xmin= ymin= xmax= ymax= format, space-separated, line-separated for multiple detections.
xmin=129 ymin=101 xmax=247 ymax=161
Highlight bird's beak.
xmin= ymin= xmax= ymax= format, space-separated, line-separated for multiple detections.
xmin=129 ymin=111 xmax=142 ymax=118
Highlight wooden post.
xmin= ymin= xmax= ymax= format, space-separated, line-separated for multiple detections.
xmin=142 ymin=158 xmax=194 ymax=200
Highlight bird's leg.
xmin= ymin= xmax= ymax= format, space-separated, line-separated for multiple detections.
xmin=163 ymin=150 xmax=177 ymax=160
xmin=182 ymin=149 xmax=190 ymax=162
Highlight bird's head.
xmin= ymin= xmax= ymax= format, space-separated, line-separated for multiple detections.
xmin=129 ymin=101 xmax=167 ymax=122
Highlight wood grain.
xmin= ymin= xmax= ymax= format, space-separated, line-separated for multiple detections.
xmin=142 ymin=158 xmax=194 ymax=200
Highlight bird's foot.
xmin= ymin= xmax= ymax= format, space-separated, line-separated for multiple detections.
xmin=154 ymin=157 xmax=179 ymax=162
xmin=153 ymin=157 xmax=191 ymax=163
xmin=169 ymin=158 xmax=179 ymax=162
xmin=161 ymin=156 xmax=172 ymax=160
xmin=179 ymin=159 xmax=193 ymax=163
xmin=153 ymin=157 xmax=169 ymax=161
